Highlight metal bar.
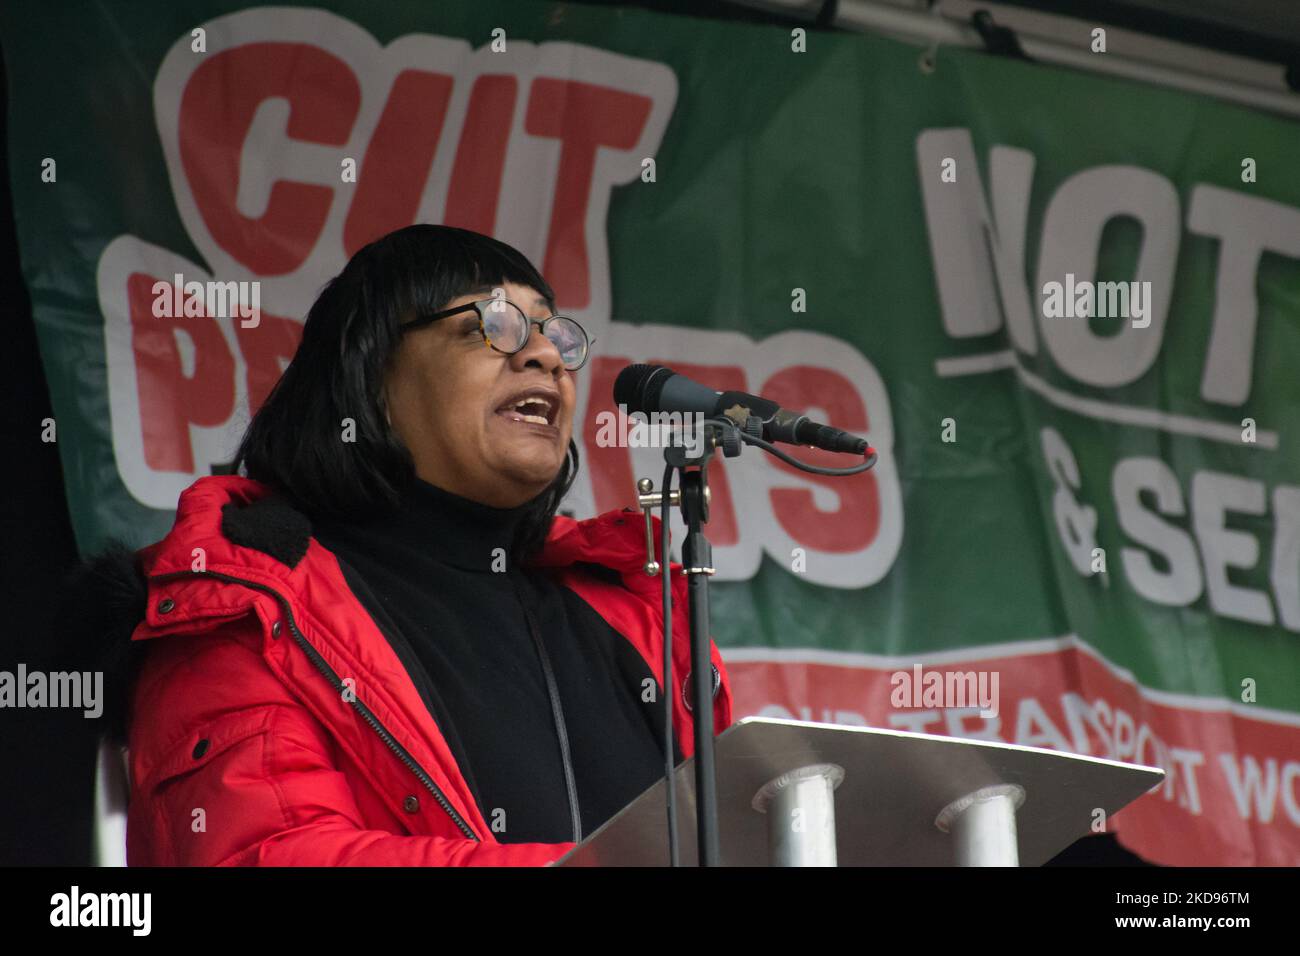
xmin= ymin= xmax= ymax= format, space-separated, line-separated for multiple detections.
xmin=93 ymin=738 xmax=129 ymax=867
xmin=753 ymin=763 xmax=845 ymax=866
xmin=935 ymin=783 xmax=1025 ymax=866
xmin=728 ymin=0 xmax=1300 ymax=120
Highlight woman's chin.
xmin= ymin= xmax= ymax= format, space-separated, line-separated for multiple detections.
xmin=494 ymin=453 xmax=564 ymax=498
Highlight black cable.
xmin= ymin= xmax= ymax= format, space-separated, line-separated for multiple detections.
xmin=660 ymin=461 xmax=679 ymax=866
xmin=703 ymin=417 xmax=879 ymax=475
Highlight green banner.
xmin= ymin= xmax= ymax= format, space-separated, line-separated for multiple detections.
xmin=5 ymin=0 xmax=1299 ymax=865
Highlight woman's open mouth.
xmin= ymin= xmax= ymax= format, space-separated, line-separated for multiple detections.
xmin=494 ymin=389 xmax=560 ymax=431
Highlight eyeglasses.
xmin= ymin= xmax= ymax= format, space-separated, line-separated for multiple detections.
xmin=402 ymin=297 xmax=591 ymax=371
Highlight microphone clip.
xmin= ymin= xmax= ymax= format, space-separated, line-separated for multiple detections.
xmin=635 ymin=477 xmax=681 ymax=577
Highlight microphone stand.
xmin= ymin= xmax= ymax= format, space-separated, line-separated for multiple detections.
xmin=642 ymin=418 xmax=743 ymax=867
xmin=636 ymin=410 xmax=874 ymax=866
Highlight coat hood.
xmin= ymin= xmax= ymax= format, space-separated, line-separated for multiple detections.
xmin=53 ymin=541 xmax=149 ymax=744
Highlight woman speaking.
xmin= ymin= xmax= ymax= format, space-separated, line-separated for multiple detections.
xmin=119 ymin=224 xmax=732 ymax=866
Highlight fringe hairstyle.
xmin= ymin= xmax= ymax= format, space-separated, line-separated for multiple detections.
xmin=234 ymin=224 xmax=578 ymax=564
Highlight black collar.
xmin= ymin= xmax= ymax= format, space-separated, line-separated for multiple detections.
xmin=221 ymin=494 xmax=312 ymax=569
xmin=309 ymin=479 xmax=532 ymax=573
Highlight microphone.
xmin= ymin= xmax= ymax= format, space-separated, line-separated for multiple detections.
xmin=613 ymin=363 xmax=871 ymax=456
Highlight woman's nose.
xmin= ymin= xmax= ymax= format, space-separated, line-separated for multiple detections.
xmin=511 ymin=321 xmax=565 ymax=374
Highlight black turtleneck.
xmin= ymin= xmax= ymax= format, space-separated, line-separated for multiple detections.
xmin=310 ymin=479 xmax=673 ymax=845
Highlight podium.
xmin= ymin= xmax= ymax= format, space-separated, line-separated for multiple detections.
xmin=558 ymin=717 xmax=1164 ymax=866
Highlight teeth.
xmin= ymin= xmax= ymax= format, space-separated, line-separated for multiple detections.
xmin=500 ymin=393 xmax=554 ymax=426
xmin=504 ymin=394 xmax=554 ymax=424
xmin=511 ymin=396 xmax=553 ymax=412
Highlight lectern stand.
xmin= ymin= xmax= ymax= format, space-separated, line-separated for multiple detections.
xmin=558 ymin=717 xmax=1164 ymax=866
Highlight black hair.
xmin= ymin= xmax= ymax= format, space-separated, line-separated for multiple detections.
xmin=234 ymin=224 xmax=579 ymax=564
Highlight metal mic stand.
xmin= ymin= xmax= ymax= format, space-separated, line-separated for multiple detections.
xmin=638 ymin=418 xmax=744 ymax=866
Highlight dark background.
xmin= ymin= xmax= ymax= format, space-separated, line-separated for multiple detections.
xmin=8 ymin=0 xmax=1296 ymax=867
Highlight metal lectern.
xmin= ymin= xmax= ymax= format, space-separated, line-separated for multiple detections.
xmin=558 ymin=717 xmax=1164 ymax=866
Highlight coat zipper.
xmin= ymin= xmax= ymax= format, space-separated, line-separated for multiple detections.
xmin=508 ymin=573 xmax=582 ymax=843
xmin=154 ymin=570 xmax=480 ymax=841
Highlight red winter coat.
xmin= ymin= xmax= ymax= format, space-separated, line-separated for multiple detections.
xmin=125 ymin=476 xmax=733 ymax=866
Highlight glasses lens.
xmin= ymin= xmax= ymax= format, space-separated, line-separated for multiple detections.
xmin=545 ymin=316 xmax=589 ymax=370
xmin=480 ymin=300 xmax=529 ymax=352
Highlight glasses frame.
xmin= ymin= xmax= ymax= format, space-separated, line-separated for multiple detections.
xmin=401 ymin=297 xmax=591 ymax=371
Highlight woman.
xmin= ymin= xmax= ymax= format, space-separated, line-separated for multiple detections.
xmin=117 ymin=225 xmax=732 ymax=866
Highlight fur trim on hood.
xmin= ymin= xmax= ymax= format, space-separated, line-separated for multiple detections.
xmin=52 ymin=542 xmax=148 ymax=745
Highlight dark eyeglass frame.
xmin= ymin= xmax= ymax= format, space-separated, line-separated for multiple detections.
xmin=401 ymin=297 xmax=592 ymax=371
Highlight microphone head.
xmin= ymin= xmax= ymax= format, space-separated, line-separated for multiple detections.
xmin=613 ymin=363 xmax=674 ymax=413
